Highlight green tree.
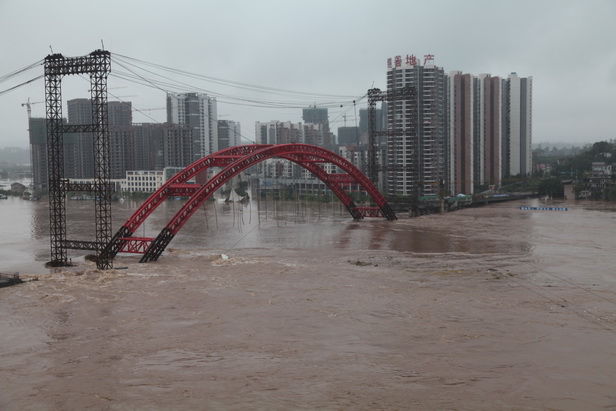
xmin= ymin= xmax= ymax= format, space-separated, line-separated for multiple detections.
xmin=537 ymin=178 xmax=564 ymax=198
xmin=605 ymin=185 xmax=616 ymax=201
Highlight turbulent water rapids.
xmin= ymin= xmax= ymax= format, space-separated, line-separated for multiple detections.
xmin=1 ymin=196 xmax=615 ymax=409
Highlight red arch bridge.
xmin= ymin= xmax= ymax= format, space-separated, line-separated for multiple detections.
xmin=102 ymin=144 xmax=396 ymax=263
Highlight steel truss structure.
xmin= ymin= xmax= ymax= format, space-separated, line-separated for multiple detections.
xmin=44 ymin=50 xmax=113 ymax=269
xmin=367 ymin=87 xmax=418 ymax=194
xmin=103 ymin=144 xmax=396 ymax=264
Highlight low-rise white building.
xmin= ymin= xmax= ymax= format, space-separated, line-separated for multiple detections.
xmin=68 ymin=167 xmax=198 ymax=195
xmin=122 ymin=170 xmax=164 ymax=193
xmin=592 ymin=162 xmax=612 ymax=176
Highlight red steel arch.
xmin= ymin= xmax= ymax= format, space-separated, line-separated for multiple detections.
xmin=103 ymin=144 xmax=396 ymax=263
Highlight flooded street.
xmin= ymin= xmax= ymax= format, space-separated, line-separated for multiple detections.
xmin=1 ymin=193 xmax=616 ymax=409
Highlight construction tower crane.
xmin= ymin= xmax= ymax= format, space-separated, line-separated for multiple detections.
xmin=21 ymin=97 xmax=44 ymax=125
xmin=21 ymin=98 xmax=44 ymax=195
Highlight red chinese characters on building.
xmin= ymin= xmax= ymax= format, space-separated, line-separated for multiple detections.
xmin=390 ymin=54 xmax=435 ymax=68
xmin=424 ymin=54 xmax=435 ymax=65
xmin=406 ymin=54 xmax=417 ymax=66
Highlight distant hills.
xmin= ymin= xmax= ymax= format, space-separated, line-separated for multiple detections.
xmin=0 ymin=147 xmax=30 ymax=165
xmin=532 ymin=141 xmax=591 ymax=150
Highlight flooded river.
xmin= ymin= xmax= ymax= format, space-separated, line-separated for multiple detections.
xmin=1 ymin=191 xmax=615 ymax=409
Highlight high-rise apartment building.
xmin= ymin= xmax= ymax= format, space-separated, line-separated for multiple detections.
xmin=255 ymin=121 xmax=327 ymax=182
xmin=218 ymin=120 xmax=242 ymax=149
xmin=302 ymin=123 xmax=327 ymax=147
xmin=66 ymin=98 xmax=94 ymax=179
xmin=302 ymin=106 xmax=334 ymax=149
xmin=386 ymin=55 xmax=531 ymax=197
xmin=302 ymin=107 xmax=328 ymax=124
xmin=386 ymin=55 xmax=447 ymax=197
xmin=448 ymin=71 xmax=531 ymax=192
xmin=475 ymin=74 xmax=503 ymax=187
xmin=448 ymin=71 xmax=474 ymax=195
xmin=133 ymin=123 xmax=164 ymax=171
xmin=108 ymin=126 xmax=135 ymax=179
xmin=359 ymin=105 xmax=387 ymax=145
xmin=337 ymin=126 xmax=360 ymax=146
xmin=256 ymin=121 xmax=304 ymax=145
xmin=503 ymin=73 xmax=533 ymax=177
xmin=29 ymin=117 xmax=48 ymax=192
xmin=160 ymin=124 xmax=196 ymax=168
xmin=133 ymin=122 xmax=196 ymax=169
xmin=167 ymin=92 xmax=218 ymax=159
xmin=66 ymin=99 xmax=133 ymax=179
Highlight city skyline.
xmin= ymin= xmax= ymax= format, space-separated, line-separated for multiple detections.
xmin=0 ymin=0 xmax=615 ymax=149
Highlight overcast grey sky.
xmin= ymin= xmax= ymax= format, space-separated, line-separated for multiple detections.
xmin=1 ymin=0 xmax=615 ymax=149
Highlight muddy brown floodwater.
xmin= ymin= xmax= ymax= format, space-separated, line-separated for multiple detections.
xmin=1 ymin=197 xmax=615 ymax=410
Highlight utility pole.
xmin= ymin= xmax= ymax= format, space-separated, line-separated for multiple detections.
xmin=439 ymin=179 xmax=446 ymax=215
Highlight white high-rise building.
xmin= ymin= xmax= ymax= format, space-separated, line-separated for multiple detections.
xmin=167 ymin=92 xmax=218 ymax=159
xmin=386 ymin=55 xmax=448 ymax=197
xmin=505 ymin=73 xmax=532 ymax=177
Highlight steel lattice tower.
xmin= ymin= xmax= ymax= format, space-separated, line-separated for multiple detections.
xmin=44 ymin=50 xmax=113 ymax=269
